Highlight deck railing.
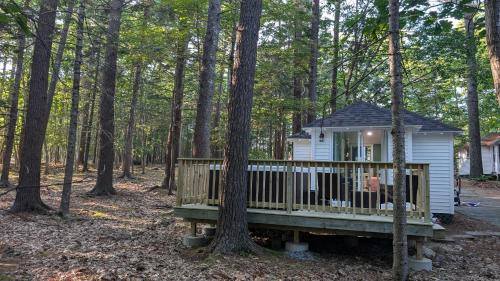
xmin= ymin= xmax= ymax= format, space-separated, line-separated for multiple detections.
xmin=176 ymin=158 xmax=431 ymax=222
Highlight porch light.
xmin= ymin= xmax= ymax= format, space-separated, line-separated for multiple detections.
xmin=367 ymin=131 xmax=373 ymax=136
xmin=319 ymin=131 xmax=325 ymax=142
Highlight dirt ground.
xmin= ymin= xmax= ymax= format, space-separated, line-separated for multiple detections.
xmin=1 ymin=167 xmax=499 ymax=280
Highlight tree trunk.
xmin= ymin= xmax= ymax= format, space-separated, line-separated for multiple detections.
xmin=77 ymin=77 xmax=90 ymax=166
xmin=10 ymin=0 xmax=59 ymax=213
xmin=45 ymin=0 xmax=76 ymax=123
xmin=121 ymin=63 xmax=141 ymax=178
xmin=60 ymin=0 xmax=85 ymax=215
xmin=389 ymin=0 xmax=408 ymax=279
xmin=192 ymin=0 xmax=221 ymax=158
xmin=77 ymin=46 xmax=97 ymax=168
xmin=273 ymin=124 xmax=285 ymax=160
xmin=93 ymin=119 xmax=99 ymax=165
xmin=485 ymin=0 xmax=500 ymax=106
xmin=44 ymin=143 xmax=50 ymax=175
xmin=227 ymin=14 xmax=237 ymax=95
xmin=307 ymin=0 xmax=319 ymax=123
xmin=211 ymin=60 xmax=224 ymax=156
xmin=166 ymin=35 xmax=190 ymax=195
xmin=89 ymin=0 xmax=124 ymax=196
xmin=292 ymin=79 xmax=302 ymax=133
xmin=292 ymin=0 xmax=303 ymax=134
xmin=330 ymin=0 xmax=340 ymax=112
xmin=464 ymin=13 xmax=483 ymax=178
xmin=211 ymin=0 xmax=262 ymax=254
xmin=161 ymin=121 xmax=173 ymax=188
xmin=77 ymin=43 xmax=100 ymax=169
xmin=84 ymin=43 xmax=101 ymax=171
xmin=141 ymin=98 xmax=146 ymax=174
xmin=122 ymin=3 xmax=149 ymax=178
xmin=0 ymin=0 xmax=31 ymax=187
xmin=0 ymin=58 xmax=6 ymax=94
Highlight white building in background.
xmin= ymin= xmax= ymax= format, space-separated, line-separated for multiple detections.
xmin=458 ymin=133 xmax=500 ymax=178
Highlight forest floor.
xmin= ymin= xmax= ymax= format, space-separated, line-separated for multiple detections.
xmin=1 ymin=166 xmax=499 ymax=280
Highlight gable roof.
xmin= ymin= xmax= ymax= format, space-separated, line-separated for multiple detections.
xmin=481 ymin=133 xmax=500 ymax=146
xmin=303 ymin=101 xmax=462 ymax=133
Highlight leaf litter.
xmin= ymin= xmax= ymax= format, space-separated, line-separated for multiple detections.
xmin=0 ymin=167 xmax=499 ymax=280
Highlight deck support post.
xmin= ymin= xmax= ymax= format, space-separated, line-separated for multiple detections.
xmin=415 ymin=239 xmax=423 ymax=260
xmin=286 ymin=230 xmax=309 ymax=253
xmin=182 ymin=221 xmax=210 ymax=248
xmin=190 ymin=222 xmax=197 ymax=236
xmin=409 ymin=238 xmax=432 ymax=272
xmin=293 ymin=231 xmax=300 ymax=243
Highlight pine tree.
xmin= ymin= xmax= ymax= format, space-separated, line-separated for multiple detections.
xmin=464 ymin=13 xmax=483 ymax=177
xmin=11 ymin=0 xmax=59 ymax=213
xmin=192 ymin=0 xmax=221 ymax=158
xmin=60 ymin=0 xmax=85 ymax=215
xmin=211 ymin=0 xmax=263 ymax=254
xmin=485 ymin=0 xmax=500 ymax=106
xmin=389 ymin=0 xmax=408 ymax=279
xmin=0 ymin=0 xmax=31 ymax=188
xmin=89 ymin=0 xmax=125 ymax=195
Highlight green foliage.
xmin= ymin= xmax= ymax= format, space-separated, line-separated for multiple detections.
xmin=0 ymin=0 xmax=30 ymax=35
xmin=0 ymin=0 xmax=498 ymax=166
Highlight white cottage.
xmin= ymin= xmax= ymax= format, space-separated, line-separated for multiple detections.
xmin=458 ymin=133 xmax=500 ymax=178
xmin=289 ymin=102 xmax=462 ymax=217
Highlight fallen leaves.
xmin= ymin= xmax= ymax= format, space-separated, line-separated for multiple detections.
xmin=0 ymin=167 xmax=498 ymax=280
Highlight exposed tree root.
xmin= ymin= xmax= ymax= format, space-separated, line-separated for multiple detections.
xmin=145 ymin=185 xmax=162 ymax=192
xmin=0 ymin=180 xmax=14 ymax=189
xmin=210 ymin=234 xmax=262 ymax=255
xmin=87 ymin=185 xmax=116 ymax=196
xmin=0 ymin=187 xmax=16 ymax=198
xmin=118 ymin=174 xmax=135 ymax=180
xmin=9 ymin=199 xmax=52 ymax=214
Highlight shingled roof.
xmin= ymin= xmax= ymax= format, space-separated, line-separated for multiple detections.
xmin=303 ymin=101 xmax=462 ymax=132
xmin=288 ymin=130 xmax=311 ymax=139
xmin=481 ymin=133 xmax=500 ymax=146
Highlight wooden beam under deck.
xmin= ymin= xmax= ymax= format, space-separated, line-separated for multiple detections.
xmin=174 ymin=205 xmax=434 ymax=238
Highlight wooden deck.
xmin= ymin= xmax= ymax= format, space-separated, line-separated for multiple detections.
xmin=174 ymin=158 xmax=434 ymax=238
xmin=175 ymin=205 xmax=433 ymax=237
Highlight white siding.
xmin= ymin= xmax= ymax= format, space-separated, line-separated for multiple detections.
xmin=482 ymin=146 xmax=493 ymax=174
xmin=313 ymin=128 xmax=333 ymax=161
xmin=495 ymin=145 xmax=500 ymax=175
xmin=293 ymin=141 xmax=311 ymax=160
xmin=412 ymin=133 xmax=454 ymax=214
xmin=386 ymin=129 xmax=413 ymax=185
xmin=387 ymin=129 xmax=413 ymax=162
xmin=457 ymin=145 xmax=499 ymax=175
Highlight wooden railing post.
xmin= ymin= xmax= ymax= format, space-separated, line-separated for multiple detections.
xmin=286 ymin=162 xmax=293 ymax=213
xmin=176 ymin=159 xmax=185 ymax=206
xmin=424 ymin=164 xmax=431 ymax=222
xmin=175 ymin=159 xmax=433 ymax=221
